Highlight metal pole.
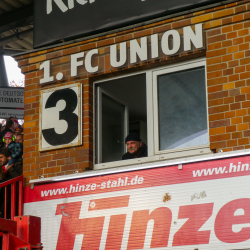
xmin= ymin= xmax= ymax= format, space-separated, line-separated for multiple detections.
xmin=0 ymin=47 xmax=9 ymax=87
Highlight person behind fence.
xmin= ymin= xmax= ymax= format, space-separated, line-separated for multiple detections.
xmin=0 ymin=119 xmax=14 ymax=141
xmin=0 ymin=147 xmax=22 ymax=219
xmin=3 ymin=132 xmax=23 ymax=167
xmin=14 ymin=127 xmax=23 ymax=136
xmin=122 ymin=133 xmax=148 ymax=160
xmin=15 ymin=133 xmax=23 ymax=144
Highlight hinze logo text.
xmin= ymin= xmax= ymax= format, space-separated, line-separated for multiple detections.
xmin=55 ymin=196 xmax=250 ymax=249
xmin=47 ymin=0 xmax=145 ymax=14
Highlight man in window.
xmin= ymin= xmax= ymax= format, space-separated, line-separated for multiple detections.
xmin=122 ymin=133 xmax=147 ymax=160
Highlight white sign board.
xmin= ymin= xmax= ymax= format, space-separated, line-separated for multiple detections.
xmin=0 ymin=87 xmax=24 ymax=119
xmin=39 ymin=83 xmax=82 ymax=151
xmin=0 ymin=109 xmax=24 ymax=119
xmin=0 ymin=87 xmax=24 ymax=108
xmin=24 ymin=154 xmax=250 ymax=250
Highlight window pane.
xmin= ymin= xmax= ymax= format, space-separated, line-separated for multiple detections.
xmin=158 ymin=67 xmax=208 ymax=151
xmin=102 ymin=93 xmax=125 ymax=163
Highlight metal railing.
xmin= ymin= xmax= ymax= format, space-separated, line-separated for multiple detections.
xmin=0 ymin=176 xmax=23 ymax=220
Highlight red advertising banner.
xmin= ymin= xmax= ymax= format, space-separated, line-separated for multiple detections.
xmin=24 ymin=155 xmax=250 ymax=249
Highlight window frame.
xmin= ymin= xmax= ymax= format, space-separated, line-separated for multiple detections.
xmin=152 ymin=58 xmax=209 ymax=155
xmin=93 ymin=57 xmax=210 ymax=170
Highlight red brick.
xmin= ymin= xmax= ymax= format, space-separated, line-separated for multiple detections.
xmin=227 ymin=31 xmax=237 ymax=39
xmin=236 ymin=109 xmax=247 ymax=116
xmin=172 ymin=19 xmax=191 ymax=29
xmin=233 ymin=14 xmax=244 ymax=22
xmin=226 ymin=125 xmax=236 ymax=132
xmin=210 ymin=119 xmax=230 ymax=128
xmin=235 ymin=95 xmax=246 ymax=102
xmin=222 ymin=17 xmax=233 ymax=25
xmin=238 ymin=138 xmax=249 ymax=145
xmin=235 ymin=66 xmax=245 ymax=73
xmin=208 ymin=91 xmax=228 ymax=100
xmin=225 ymin=110 xmax=235 ymax=118
xmin=222 ymin=26 xmax=232 ymax=33
xmin=227 ymin=139 xmax=238 ymax=147
xmin=235 ymin=5 xmax=246 ymax=13
xmin=207 ymin=77 xmax=228 ymax=86
xmin=223 ymin=68 xmax=233 ymax=76
xmin=208 ymin=98 xmax=224 ymax=106
xmin=228 ymin=60 xmax=239 ymax=68
xmin=232 ymin=132 xmax=242 ymax=139
xmin=230 ymin=102 xmax=241 ymax=110
xmin=209 ymin=113 xmax=225 ymax=121
xmin=244 ymin=130 xmax=250 ymax=137
xmin=231 ymin=117 xmax=242 ymax=124
xmin=243 ymin=115 xmax=250 ymax=122
xmin=208 ymin=42 xmax=222 ymax=50
xmin=222 ymin=54 xmax=233 ymax=62
xmin=240 ymin=72 xmax=250 ymax=80
xmin=207 ymin=48 xmax=227 ymax=58
xmin=235 ymin=80 xmax=246 ymax=88
xmin=222 ymin=40 xmax=232 ymax=47
xmin=237 ymin=123 xmax=249 ymax=130
xmin=233 ymin=37 xmax=244 ymax=45
xmin=208 ymin=34 xmax=226 ymax=44
xmin=209 ymin=127 xmax=226 ymax=135
xmin=209 ymin=105 xmax=229 ymax=114
xmin=210 ymin=141 xmax=227 ymax=149
xmin=210 ymin=134 xmax=230 ymax=142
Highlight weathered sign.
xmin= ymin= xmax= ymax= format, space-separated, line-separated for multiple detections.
xmin=34 ymin=0 xmax=218 ymax=48
xmin=0 ymin=87 xmax=24 ymax=119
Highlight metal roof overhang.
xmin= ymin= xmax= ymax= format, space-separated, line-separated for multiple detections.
xmin=0 ymin=0 xmax=33 ymax=56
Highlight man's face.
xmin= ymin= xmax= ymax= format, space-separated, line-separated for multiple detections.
xmin=126 ymin=140 xmax=142 ymax=155
xmin=16 ymin=135 xmax=23 ymax=143
xmin=0 ymin=154 xmax=9 ymax=166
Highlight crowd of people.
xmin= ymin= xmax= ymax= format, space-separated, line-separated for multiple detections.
xmin=0 ymin=117 xmax=23 ymax=184
xmin=0 ymin=117 xmax=23 ymax=219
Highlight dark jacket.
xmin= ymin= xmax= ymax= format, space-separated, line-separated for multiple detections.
xmin=7 ymin=142 xmax=23 ymax=162
xmin=122 ymin=142 xmax=148 ymax=160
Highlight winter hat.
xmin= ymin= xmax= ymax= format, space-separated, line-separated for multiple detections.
xmin=13 ymin=119 xmax=19 ymax=124
xmin=15 ymin=127 xmax=22 ymax=134
xmin=5 ymin=132 xmax=14 ymax=140
xmin=125 ymin=133 xmax=141 ymax=143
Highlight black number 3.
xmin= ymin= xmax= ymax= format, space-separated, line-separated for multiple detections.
xmin=42 ymin=88 xmax=78 ymax=146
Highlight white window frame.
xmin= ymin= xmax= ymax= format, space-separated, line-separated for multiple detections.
xmin=94 ymin=57 xmax=211 ymax=170
xmin=152 ymin=58 xmax=210 ymax=155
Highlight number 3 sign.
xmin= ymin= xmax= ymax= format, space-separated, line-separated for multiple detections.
xmin=39 ymin=83 xmax=82 ymax=151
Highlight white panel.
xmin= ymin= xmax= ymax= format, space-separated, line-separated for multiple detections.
xmin=39 ymin=83 xmax=82 ymax=151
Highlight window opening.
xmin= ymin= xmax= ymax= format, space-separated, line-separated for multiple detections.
xmin=96 ymin=74 xmax=147 ymax=164
xmin=95 ymin=58 xmax=209 ymax=168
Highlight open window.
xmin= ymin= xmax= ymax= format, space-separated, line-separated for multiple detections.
xmin=96 ymin=74 xmax=147 ymax=164
xmin=94 ymin=58 xmax=210 ymax=169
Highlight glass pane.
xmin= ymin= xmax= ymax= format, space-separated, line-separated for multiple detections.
xmin=102 ymin=93 xmax=125 ymax=163
xmin=158 ymin=67 xmax=208 ymax=151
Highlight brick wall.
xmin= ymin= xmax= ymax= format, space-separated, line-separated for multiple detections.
xmin=14 ymin=0 xmax=250 ymax=185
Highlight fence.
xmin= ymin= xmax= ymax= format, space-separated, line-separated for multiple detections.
xmin=0 ymin=175 xmax=23 ymax=220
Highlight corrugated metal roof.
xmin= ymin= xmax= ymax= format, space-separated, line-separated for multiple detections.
xmin=0 ymin=0 xmax=33 ymax=56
